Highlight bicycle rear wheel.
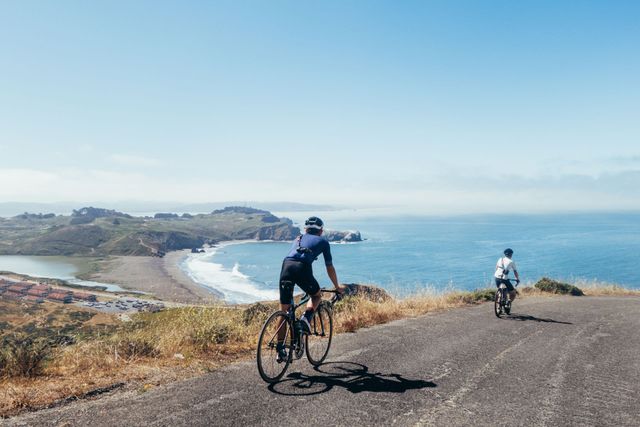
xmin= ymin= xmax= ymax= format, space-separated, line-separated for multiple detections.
xmin=494 ymin=290 xmax=503 ymax=318
xmin=306 ymin=303 xmax=333 ymax=366
xmin=257 ymin=311 xmax=293 ymax=383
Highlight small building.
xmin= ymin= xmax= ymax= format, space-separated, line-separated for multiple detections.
xmin=16 ymin=281 xmax=34 ymax=289
xmin=30 ymin=284 xmax=50 ymax=292
xmin=47 ymin=292 xmax=73 ymax=304
xmin=27 ymin=288 xmax=49 ymax=298
xmin=73 ymin=292 xmax=97 ymax=302
xmin=7 ymin=284 xmax=30 ymax=295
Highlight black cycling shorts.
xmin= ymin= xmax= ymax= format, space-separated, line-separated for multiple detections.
xmin=495 ymin=278 xmax=515 ymax=292
xmin=279 ymin=259 xmax=320 ymax=304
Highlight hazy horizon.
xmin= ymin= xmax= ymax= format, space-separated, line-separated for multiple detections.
xmin=1 ymin=1 xmax=639 ymax=214
xmin=1 ymin=200 xmax=639 ymax=219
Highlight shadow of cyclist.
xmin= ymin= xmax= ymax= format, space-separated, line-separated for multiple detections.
xmin=268 ymin=362 xmax=436 ymax=396
xmin=506 ymin=314 xmax=572 ymax=324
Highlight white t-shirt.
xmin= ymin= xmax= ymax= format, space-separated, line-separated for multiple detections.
xmin=494 ymin=256 xmax=517 ymax=279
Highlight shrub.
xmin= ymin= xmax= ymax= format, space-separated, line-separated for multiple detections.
xmin=69 ymin=311 xmax=95 ymax=322
xmin=331 ymin=295 xmax=359 ymax=316
xmin=469 ymin=288 xmax=496 ymax=302
xmin=242 ymin=302 xmax=272 ymax=326
xmin=445 ymin=288 xmax=495 ymax=304
xmin=114 ymin=337 xmax=160 ymax=360
xmin=534 ymin=277 xmax=584 ymax=296
xmin=0 ymin=335 xmax=52 ymax=378
xmin=190 ymin=322 xmax=234 ymax=349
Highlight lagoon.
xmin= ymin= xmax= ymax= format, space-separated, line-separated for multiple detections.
xmin=0 ymin=255 xmax=127 ymax=292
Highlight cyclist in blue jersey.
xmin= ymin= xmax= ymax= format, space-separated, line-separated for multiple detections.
xmin=277 ymin=216 xmax=344 ymax=361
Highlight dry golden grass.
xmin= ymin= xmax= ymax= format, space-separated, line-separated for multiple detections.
xmin=2 ymin=281 xmax=639 ymax=417
xmin=332 ymin=288 xmax=494 ymax=333
xmin=573 ymin=280 xmax=640 ymax=296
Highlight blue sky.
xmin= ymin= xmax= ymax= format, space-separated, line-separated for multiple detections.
xmin=1 ymin=1 xmax=638 ymax=213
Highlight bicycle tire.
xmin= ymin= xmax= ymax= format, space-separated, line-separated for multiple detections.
xmin=494 ymin=290 xmax=503 ymax=318
xmin=305 ymin=303 xmax=333 ymax=366
xmin=257 ymin=311 xmax=293 ymax=383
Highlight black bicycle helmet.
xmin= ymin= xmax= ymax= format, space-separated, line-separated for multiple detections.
xmin=304 ymin=216 xmax=324 ymax=230
xmin=504 ymin=248 xmax=514 ymax=256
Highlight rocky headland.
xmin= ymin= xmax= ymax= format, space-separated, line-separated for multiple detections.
xmin=324 ymin=230 xmax=363 ymax=242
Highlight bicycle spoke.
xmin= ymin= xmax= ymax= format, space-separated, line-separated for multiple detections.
xmin=266 ymin=320 xmax=288 ymax=348
xmin=257 ymin=311 xmax=292 ymax=383
xmin=306 ymin=304 xmax=333 ymax=366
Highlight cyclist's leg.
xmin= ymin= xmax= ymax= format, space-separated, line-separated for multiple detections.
xmin=494 ymin=278 xmax=503 ymax=300
xmin=278 ymin=261 xmax=296 ymax=346
xmin=307 ymin=288 xmax=322 ymax=312
xmin=297 ymin=264 xmax=322 ymax=314
xmin=279 ymin=261 xmax=295 ymax=310
xmin=504 ymin=280 xmax=516 ymax=301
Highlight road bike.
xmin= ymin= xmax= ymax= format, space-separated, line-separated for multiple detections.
xmin=257 ymin=289 xmax=341 ymax=383
xmin=494 ymin=279 xmax=518 ymax=318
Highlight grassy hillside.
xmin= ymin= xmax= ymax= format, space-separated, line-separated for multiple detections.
xmin=0 ymin=207 xmax=299 ymax=256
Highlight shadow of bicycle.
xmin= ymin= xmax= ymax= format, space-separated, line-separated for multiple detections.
xmin=506 ymin=314 xmax=573 ymax=324
xmin=268 ymin=362 xmax=436 ymax=396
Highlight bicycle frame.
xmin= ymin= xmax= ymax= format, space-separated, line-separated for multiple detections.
xmin=498 ymin=282 xmax=508 ymax=304
xmin=281 ymin=290 xmax=336 ymax=351
xmin=499 ymin=279 xmax=518 ymax=300
xmin=288 ymin=289 xmax=340 ymax=320
xmin=288 ymin=293 xmax=311 ymax=319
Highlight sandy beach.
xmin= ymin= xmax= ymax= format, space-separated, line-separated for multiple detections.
xmin=90 ymin=250 xmax=219 ymax=304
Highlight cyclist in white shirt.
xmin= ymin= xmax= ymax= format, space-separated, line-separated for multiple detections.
xmin=494 ymin=248 xmax=520 ymax=302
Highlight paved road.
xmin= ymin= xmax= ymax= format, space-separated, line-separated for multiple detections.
xmin=5 ymin=296 xmax=640 ymax=427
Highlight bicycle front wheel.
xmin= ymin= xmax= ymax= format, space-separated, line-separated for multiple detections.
xmin=306 ymin=303 xmax=333 ymax=366
xmin=494 ymin=290 xmax=503 ymax=318
xmin=257 ymin=311 xmax=293 ymax=383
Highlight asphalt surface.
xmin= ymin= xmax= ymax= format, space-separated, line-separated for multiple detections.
xmin=5 ymin=296 xmax=640 ymax=427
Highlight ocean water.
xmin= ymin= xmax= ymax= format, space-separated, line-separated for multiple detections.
xmin=0 ymin=255 xmax=127 ymax=292
xmin=184 ymin=212 xmax=640 ymax=303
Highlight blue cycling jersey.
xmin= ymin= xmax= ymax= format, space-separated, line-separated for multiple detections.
xmin=284 ymin=233 xmax=333 ymax=266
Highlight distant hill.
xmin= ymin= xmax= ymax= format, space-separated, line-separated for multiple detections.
xmin=0 ymin=206 xmax=300 ymax=256
xmin=172 ymin=202 xmax=337 ymax=214
xmin=0 ymin=201 xmax=339 ymax=218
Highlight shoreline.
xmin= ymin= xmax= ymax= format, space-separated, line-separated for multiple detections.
xmin=0 ymin=240 xmax=282 ymax=306
xmin=91 ymin=240 xmax=283 ymax=305
xmin=179 ymin=240 xmax=281 ymax=304
xmin=88 ymin=250 xmax=220 ymax=305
